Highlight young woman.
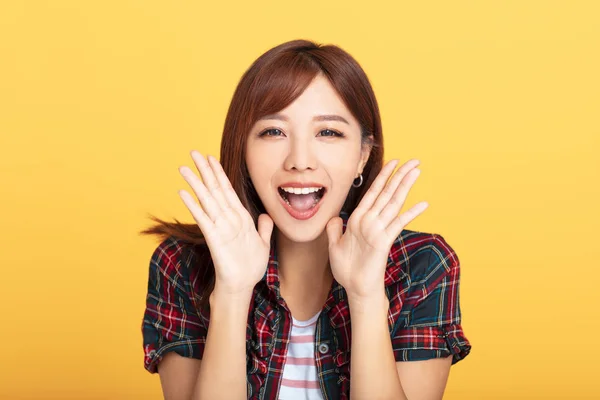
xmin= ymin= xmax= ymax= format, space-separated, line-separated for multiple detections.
xmin=141 ymin=39 xmax=471 ymax=400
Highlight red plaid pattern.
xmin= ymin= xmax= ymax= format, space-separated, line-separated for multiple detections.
xmin=142 ymin=212 xmax=471 ymax=398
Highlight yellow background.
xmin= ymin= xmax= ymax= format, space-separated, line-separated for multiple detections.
xmin=1 ymin=0 xmax=598 ymax=398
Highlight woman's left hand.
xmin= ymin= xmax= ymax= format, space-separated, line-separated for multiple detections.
xmin=326 ymin=159 xmax=429 ymax=300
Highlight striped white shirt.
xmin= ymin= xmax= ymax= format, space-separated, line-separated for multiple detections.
xmin=278 ymin=310 xmax=324 ymax=400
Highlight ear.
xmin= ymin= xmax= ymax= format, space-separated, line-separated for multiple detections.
xmin=357 ymin=137 xmax=373 ymax=176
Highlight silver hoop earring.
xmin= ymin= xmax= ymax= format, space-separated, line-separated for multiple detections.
xmin=352 ymin=174 xmax=363 ymax=188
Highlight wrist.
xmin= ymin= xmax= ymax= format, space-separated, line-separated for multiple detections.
xmin=209 ymin=286 xmax=253 ymax=309
xmin=347 ymin=289 xmax=389 ymax=315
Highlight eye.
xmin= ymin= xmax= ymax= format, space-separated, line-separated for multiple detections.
xmin=259 ymin=128 xmax=284 ymax=137
xmin=319 ymin=129 xmax=344 ymax=138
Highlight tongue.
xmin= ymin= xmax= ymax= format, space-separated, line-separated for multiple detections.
xmin=287 ymin=193 xmax=318 ymax=211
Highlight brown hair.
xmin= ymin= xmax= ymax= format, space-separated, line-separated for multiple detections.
xmin=140 ymin=39 xmax=384 ymax=305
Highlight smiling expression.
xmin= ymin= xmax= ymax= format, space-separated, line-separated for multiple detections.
xmin=245 ymin=73 xmax=371 ymax=243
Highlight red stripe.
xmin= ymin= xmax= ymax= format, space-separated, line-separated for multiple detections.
xmin=290 ymin=334 xmax=314 ymax=343
xmin=285 ymin=356 xmax=316 ymax=366
xmin=281 ymin=378 xmax=321 ymax=389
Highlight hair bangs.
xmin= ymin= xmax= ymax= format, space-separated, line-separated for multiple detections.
xmin=249 ymin=51 xmax=321 ymax=122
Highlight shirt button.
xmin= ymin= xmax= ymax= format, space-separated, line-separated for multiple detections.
xmin=318 ymin=343 xmax=329 ymax=354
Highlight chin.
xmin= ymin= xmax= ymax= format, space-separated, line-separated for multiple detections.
xmin=274 ymin=219 xmax=327 ymax=243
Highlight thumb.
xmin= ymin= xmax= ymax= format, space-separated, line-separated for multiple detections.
xmin=257 ymin=213 xmax=274 ymax=244
xmin=326 ymin=216 xmax=343 ymax=247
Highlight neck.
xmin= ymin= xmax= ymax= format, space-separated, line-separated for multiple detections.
xmin=275 ymin=227 xmax=333 ymax=300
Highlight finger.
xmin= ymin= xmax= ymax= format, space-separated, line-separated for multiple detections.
xmin=371 ymin=160 xmax=420 ymax=216
xmin=208 ymin=154 xmax=247 ymax=213
xmin=385 ymin=201 xmax=429 ymax=238
xmin=353 ymin=159 xmax=399 ymax=215
xmin=191 ymin=151 xmax=230 ymax=213
xmin=378 ymin=167 xmax=421 ymax=223
xmin=257 ymin=213 xmax=274 ymax=244
xmin=178 ymin=189 xmax=213 ymax=232
xmin=326 ymin=216 xmax=343 ymax=247
xmin=179 ymin=165 xmax=222 ymax=221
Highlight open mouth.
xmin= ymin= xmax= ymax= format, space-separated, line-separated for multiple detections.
xmin=277 ymin=186 xmax=327 ymax=212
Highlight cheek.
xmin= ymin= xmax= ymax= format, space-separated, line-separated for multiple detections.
xmin=245 ymin=153 xmax=278 ymax=195
xmin=319 ymin=148 xmax=362 ymax=179
xmin=246 ymin=144 xmax=267 ymax=175
xmin=246 ymin=140 xmax=283 ymax=171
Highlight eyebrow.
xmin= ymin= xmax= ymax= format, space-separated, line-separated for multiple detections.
xmin=258 ymin=113 xmax=350 ymax=125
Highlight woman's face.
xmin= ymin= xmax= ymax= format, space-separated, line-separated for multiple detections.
xmin=246 ymin=73 xmax=371 ymax=243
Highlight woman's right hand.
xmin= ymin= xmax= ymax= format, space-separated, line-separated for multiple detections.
xmin=178 ymin=150 xmax=274 ymax=296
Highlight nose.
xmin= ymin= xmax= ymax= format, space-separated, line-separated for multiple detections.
xmin=283 ymin=136 xmax=317 ymax=172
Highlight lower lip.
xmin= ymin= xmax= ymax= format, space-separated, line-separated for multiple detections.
xmin=277 ymin=190 xmax=325 ymax=220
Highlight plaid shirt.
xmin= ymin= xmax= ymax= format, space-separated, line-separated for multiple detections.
xmin=142 ymin=212 xmax=471 ymax=399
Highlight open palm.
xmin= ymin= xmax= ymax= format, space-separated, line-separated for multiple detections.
xmin=178 ymin=151 xmax=274 ymax=295
xmin=326 ymin=159 xmax=429 ymax=298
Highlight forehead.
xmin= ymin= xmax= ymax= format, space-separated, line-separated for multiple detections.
xmin=278 ymin=74 xmax=353 ymax=119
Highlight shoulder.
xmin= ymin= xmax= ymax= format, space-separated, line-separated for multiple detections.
xmin=149 ymin=236 xmax=194 ymax=280
xmin=147 ymin=236 xmax=206 ymax=308
xmin=385 ymin=229 xmax=459 ymax=288
xmin=143 ymin=236 xmax=210 ymax=373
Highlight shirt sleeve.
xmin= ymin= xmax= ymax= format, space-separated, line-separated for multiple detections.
xmin=390 ymin=233 xmax=471 ymax=365
xmin=142 ymin=237 xmax=208 ymax=373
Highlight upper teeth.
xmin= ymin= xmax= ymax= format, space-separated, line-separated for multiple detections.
xmin=280 ymin=187 xmax=323 ymax=195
